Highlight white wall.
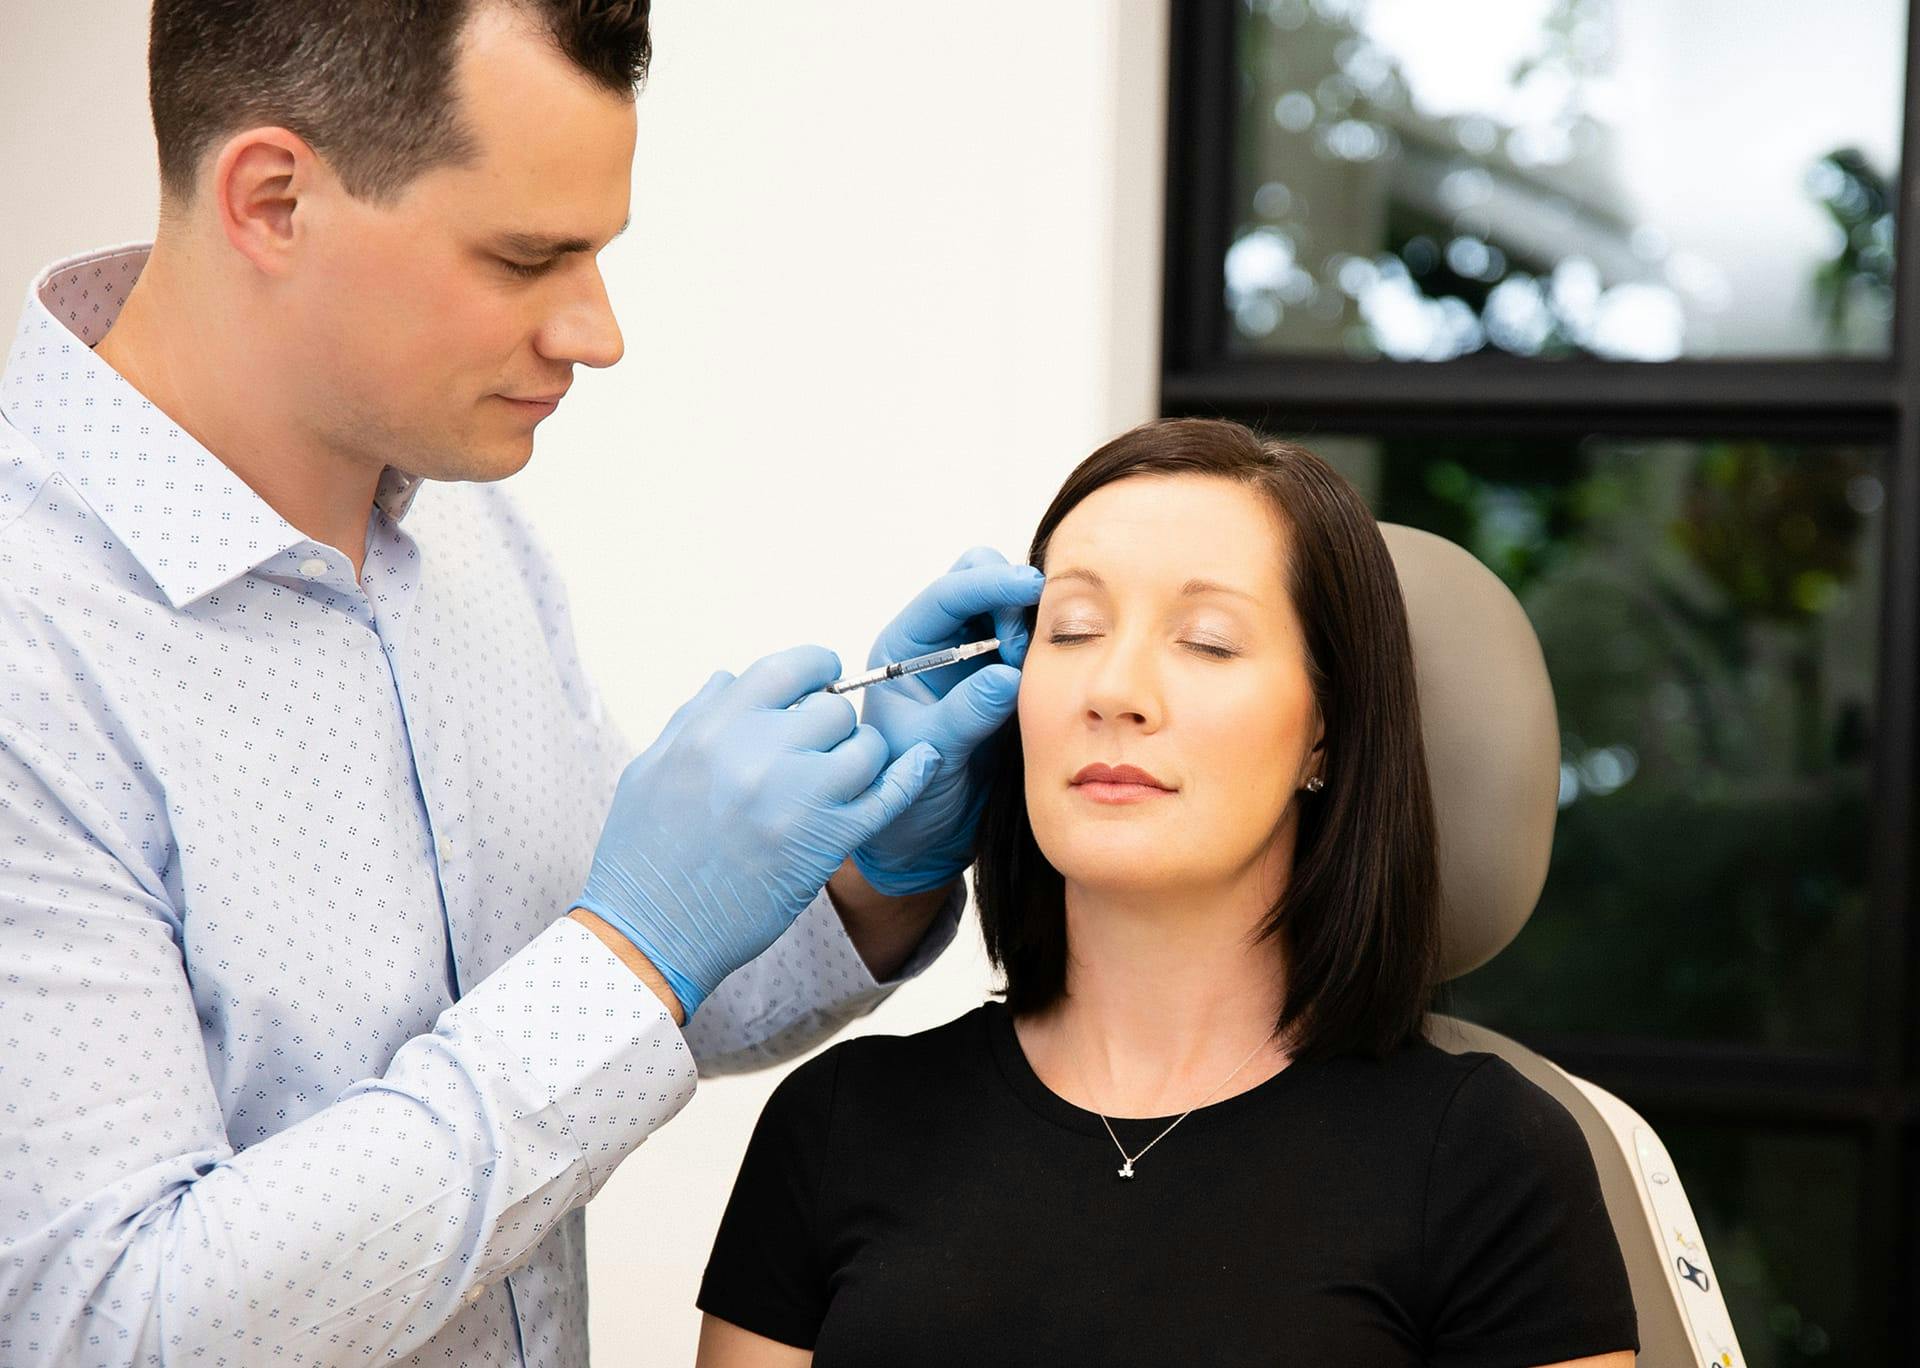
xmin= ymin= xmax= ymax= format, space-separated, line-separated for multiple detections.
xmin=0 ymin=5 xmax=160 ymax=267
xmin=0 ymin=1 xmax=1166 ymax=1360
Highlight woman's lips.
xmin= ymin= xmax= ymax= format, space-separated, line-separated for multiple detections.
xmin=1071 ymin=763 xmax=1175 ymax=805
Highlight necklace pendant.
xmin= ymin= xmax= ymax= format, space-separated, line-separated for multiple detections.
xmin=1117 ymin=1161 xmax=1135 ymax=1179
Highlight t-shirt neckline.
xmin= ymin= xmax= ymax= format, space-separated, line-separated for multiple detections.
xmin=980 ymin=999 xmax=1315 ymax=1139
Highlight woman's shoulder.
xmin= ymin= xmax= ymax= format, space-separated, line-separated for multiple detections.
xmin=1311 ymin=1038 xmax=1589 ymax=1155
xmin=1411 ymin=1044 xmax=1589 ymax=1149
xmin=1363 ymin=1043 xmax=1600 ymax=1200
xmin=759 ymin=1002 xmax=1003 ymax=1125
xmin=1317 ymin=1035 xmax=1521 ymax=1103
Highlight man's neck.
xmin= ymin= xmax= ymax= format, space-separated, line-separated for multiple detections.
xmin=92 ymin=240 xmax=384 ymax=579
xmin=1016 ymin=867 xmax=1292 ymax=1119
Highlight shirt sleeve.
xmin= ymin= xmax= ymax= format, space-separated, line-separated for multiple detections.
xmin=685 ymin=881 xmax=965 ymax=1076
xmin=1421 ymin=1056 xmax=1640 ymax=1368
xmin=695 ymin=1047 xmax=843 ymax=1348
xmin=0 ymin=729 xmax=697 ymax=1366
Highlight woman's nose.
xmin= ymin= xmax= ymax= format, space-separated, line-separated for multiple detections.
xmin=1082 ymin=638 xmax=1162 ymax=730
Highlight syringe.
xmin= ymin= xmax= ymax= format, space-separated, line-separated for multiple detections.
xmin=824 ymin=638 xmax=1002 ymax=695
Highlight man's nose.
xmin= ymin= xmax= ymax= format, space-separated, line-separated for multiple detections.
xmin=539 ymin=264 xmax=625 ymax=369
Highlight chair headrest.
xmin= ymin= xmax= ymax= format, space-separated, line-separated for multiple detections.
xmin=1380 ymin=524 xmax=1560 ymax=981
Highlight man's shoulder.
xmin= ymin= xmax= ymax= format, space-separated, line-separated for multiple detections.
xmin=0 ymin=424 xmax=169 ymax=854
xmin=0 ymin=425 xmax=93 ymax=640
xmin=0 ymin=424 xmax=161 ymax=641
xmin=0 ymin=419 xmax=58 ymax=542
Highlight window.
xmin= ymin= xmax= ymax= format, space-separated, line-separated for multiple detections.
xmin=1225 ymin=0 xmax=1905 ymax=362
xmin=1163 ymin=3 xmax=1918 ymax=1358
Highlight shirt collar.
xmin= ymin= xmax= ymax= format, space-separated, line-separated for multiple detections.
xmin=0 ymin=242 xmax=427 ymax=609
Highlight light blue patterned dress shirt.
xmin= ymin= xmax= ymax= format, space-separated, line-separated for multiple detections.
xmin=0 ymin=244 xmax=958 ymax=1367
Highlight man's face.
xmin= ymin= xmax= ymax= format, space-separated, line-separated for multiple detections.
xmin=287 ymin=4 xmax=635 ymax=483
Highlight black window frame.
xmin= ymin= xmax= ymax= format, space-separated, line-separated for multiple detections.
xmin=1159 ymin=1 xmax=1920 ymax=1347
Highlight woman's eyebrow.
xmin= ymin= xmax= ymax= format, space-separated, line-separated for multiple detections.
xmin=1046 ymin=567 xmax=1257 ymax=604
xmin=1046 ymin=567 xmax=1105 ymax=589
xmin=1180 ymin=577 xmax=1259 ymax=603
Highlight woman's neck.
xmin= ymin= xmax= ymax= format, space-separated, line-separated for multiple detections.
xmin=1015 ymin=876 xmax=1292 ymax=1119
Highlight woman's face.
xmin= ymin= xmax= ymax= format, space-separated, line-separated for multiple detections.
xmin=1019 ymin=474 xmax=1323 ymax=900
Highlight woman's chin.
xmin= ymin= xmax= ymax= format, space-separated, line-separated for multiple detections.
xmin=1039 ymin=837 xmax=1199 ymax=895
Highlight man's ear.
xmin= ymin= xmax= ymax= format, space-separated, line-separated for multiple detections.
xmin=210 ymin=126 xmax=321 ymax=276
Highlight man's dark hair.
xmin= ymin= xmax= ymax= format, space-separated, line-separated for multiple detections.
xmin=149 ymin=0 xmax=652 ymax=204
xmin=972 ymin=417 xmax=1442 ymax=1063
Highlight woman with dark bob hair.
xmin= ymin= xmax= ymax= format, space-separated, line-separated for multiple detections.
xmin=695 ymin=419 xmax=1638 ymax=1367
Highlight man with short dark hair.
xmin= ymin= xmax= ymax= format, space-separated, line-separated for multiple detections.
xmin=0 ymin=3 xmax=1039 ymax=1363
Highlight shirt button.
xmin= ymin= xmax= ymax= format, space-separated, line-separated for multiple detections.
xmin=440 ymin=838 xmax=456 ymax=863
xmin=298 ymin=557 xmax=327 ymax=578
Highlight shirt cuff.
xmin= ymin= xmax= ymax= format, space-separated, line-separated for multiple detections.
xmin=433 ymin=915 xmax=698 ymax=1199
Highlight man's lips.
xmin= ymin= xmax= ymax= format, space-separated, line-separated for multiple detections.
xmin=498 ymin=389 xmax=570 ymax=414
xmin=1071 ymin=763 xmax=1175 ymax=803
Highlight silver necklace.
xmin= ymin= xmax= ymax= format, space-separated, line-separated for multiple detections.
xmin=1069 ymin=1028 xmax=1278 ymax=1180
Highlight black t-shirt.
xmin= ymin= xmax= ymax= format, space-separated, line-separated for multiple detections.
xmin=699 ymin=1003 xmax=1638 ymax=1367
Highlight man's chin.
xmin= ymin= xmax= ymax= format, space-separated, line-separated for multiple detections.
xmin=481 ymin=437 xmax=538 ymax=481
xmin=413 ymin=436 xmax=537 ymax=485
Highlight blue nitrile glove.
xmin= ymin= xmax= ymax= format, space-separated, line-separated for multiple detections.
xmin=850 ymin=548 xmax=1046 ymax=896
xmin=575 ymin=644 xmax=939 ymax=1017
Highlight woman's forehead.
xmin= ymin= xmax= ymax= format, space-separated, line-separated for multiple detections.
xmin=1044 ymin=476 xmax=1290 ymax=593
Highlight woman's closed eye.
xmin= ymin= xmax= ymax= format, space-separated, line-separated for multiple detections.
xmin=1182 ymin=637 xmax=1240 ymax=659
xmin=1045 ymin=628 xmax=1241 ymax=659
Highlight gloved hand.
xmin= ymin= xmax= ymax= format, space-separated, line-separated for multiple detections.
xmin=850 ymin=548 xmax=1046 ymax=896
xmin=575 ymin=644 xmax=938 ymax=1017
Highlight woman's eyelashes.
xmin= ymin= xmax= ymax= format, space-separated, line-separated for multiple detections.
xmin=1043 ymin=624 xmax=1243 ymax=659
xmin=1182 ymin=637 xmax=1241 ymax=659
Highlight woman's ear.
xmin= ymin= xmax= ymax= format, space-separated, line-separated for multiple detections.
xmin=1300 ymin=716 xmax=1327 ymax=789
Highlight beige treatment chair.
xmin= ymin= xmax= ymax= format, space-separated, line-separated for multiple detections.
xmin=1384 ymin=525 xmax=1746 ymax=1368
